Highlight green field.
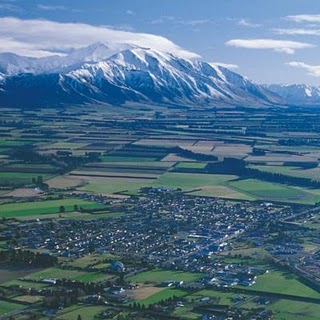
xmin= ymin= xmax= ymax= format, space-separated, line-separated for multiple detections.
xmin=101 ymin=156 xmax=158 ymax=162
xmin=17 ymin=211 xmax=120 ymax=221
xmin=190 ymin=289 xmax=239 ymax=305
xmin=268 ymin=299 xmax=320 ymax=320
xmin=128 ymin=269 xmax=202 ymax=284
xmin=77 ymin=171 xmax=320 ymax=203
xmin=0 ymin=198 xmax=106 ymax=218
xmin=79 ymin=173 xmax=251 ymax=199
xmin=176 ymin=161 xmax=207 ymax=169
xmin=79 ymin=180 xmax=151 ymax=195
xmin=25 ymin=267 xmax=112 ymax=283
xmin=3 ymin=280 xmax=49 ymax=289
xmin=227 ymin=178 xmax=320 ymax=203
xmin=153 ymin=173 xmax=252 ymax=200
xmin=0 ymin=300 xmax=25 ymax=315
xmin=0 ymin=140 xmax=33 ymax=147
xmin=249 ymin=164 xmax=320 ymax=181
xmin=99 ymin=158 xmax=175 ymax=171
xmin=153 ymin=173 xmax=237 ymax=189
xmin=228 ymin=179 xmax=305 ymax=199
xmin=64 ymin=253 xmax=118 ymax=269
xmin=139 ymin=288 xmax=188 ymax=306
xmin=59 ymin=305 xmax=105 ymax=320
xmin=43 ymin=142 xmax=87 ymax=149
xmin=5 ymin=163 xmax=56 ymax=170
xmin=244 ymin=269 xmax=320 ymax=299
xmin=0 ymin=172 xmax=53 ymax=183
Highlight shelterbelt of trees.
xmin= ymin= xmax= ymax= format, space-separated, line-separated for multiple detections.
xmin=0 ymin=249 xmax=57 ymax=267
xmin=206 ymin=158 xmax=320 ymax=189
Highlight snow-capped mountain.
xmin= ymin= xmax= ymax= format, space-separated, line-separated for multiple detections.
xmin=0 ymin=43 xmax=283 ymax=107
xmin=265 ymin=84 xmax=320 ymax=106
xmin=0 ymin=42 xmax=118 ymax=75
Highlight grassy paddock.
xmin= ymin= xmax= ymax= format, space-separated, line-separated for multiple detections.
xmin=0 ymin=300 xmax=25 ymax=315
xmin=101 ymin=156 xmax=158 ymax=162
xmin=128 ymin=269 xmax=202 ymax=284
xmin=25 ymin=267 xmax=112 ymax=283
xmin=0 ymin=198 xmax=106 ymax=218
xmin=242 ymin=269 xmax=320 ymax=299
xmin=249 ymin=164 xmax=320 ymax=181
xmin=227 ymin=178 xmax=320 ymax=203
xmin=268 ymin=299 xmax=320 ymax=320
xmin=176 ymin=161 xmax=207 ymax=169
xmin=139 ymin=288 xmax=188 ymax=306
xmin=0 ymin=172 xmax=53 ymax=183
xmin=59 ymin=305 xmax=105 ymax=320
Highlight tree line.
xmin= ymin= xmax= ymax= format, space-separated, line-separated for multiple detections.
xmin=0 ymin=249 xmax=57 ymax=267
xmin=206 ymin=158 xmax=320 ymax=188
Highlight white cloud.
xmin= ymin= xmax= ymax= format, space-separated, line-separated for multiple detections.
xmin=0 ymin=37 xmax=58 ymax=57
xmin=182 ymin=19 xmax=210 ymax=27
xmin=151 ymin=16 xmax=209 ymax=27
xmin=226 ymin=39 xmax=314 ymax=54
xmin=37 ymin=5 xmax=67 ymax=11
xmin=151 ymin=16 xmax=176 ymax=24
xmin=237 ymin=19 xmax=261 ymax=28
xmin=126 ymin=10 xmax=135 ymax=15
xmin=0 ymin=17 xmax=200 ymax=59
xmin=209 ymin=62 xmax=238 ymax=70
xmin=0 ymin=3 xmax=22 ymax=12
xmin=274 ymin=28 xmax=320 ymax=35
xmin=287 ymin=61 xmax=320 ymax=77
xmin=286 ymin=14 xmax=320 ymax=23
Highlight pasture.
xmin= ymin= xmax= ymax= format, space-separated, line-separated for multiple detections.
xmin=268 ymin=299 xmax=320 ymax=320
xmin=128 ymin=269 xmax=202 ymax=284
xmin=78 ymin=171 xmax=316 ymax=201
xmin=249 ymin=164 xmax=320 ymax=181
xmin=0 ymin=198 xmax=106 ymax=218
xmin=242 ymin=269 xmax=320 ymax=299
xmin=138 ymin=288 xmax=188 ymax=306
xmin=228 ymin=178 xmax=320 ymax=204
xmin=176 ymin=161 xmax=207 ymax=169
xmin=0 ymin=300 xmax=25 ymax=315
xmin=59 ymin=305 xmax=106 ymax=320
xmin=25 ymin=267 xmax=113 ymax=283
xmin=0 ymin=172 xmax=53 ymax=184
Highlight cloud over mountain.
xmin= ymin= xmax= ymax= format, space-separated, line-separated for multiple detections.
xmin=226 ymin=39 xmax=314 ymax=54
xmin=0 ymin=17 xmax=200 ymax=59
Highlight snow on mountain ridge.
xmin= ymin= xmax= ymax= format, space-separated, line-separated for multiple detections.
xmin=0 ymin=42 xmax=130 ymax=75
xmin=265 ymin=84 xmax=320 ymax=105
xmin=0 ymin=45 xmax=283 ymax=107
xmin=70 ymin=47 xmax=284 ymax=105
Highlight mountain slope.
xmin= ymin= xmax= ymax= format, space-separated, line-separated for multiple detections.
xmin=265 ymin=84 xmax=320 ymax=106
xmin=0 ymin=42 xmax=117 ymax=76
xmin=0 ymin=45 xmax=283 ymax=108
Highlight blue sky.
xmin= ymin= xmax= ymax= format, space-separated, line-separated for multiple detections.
xmin=1 ymin=0 xmax=320 ymax=84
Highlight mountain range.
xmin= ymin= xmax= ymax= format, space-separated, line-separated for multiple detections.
xmin=264 ymin=84 xmax=320 ymax=106
xmin=0 ymin=42 xmax=317 ymax=108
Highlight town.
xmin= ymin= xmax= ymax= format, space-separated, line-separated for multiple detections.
xmin=1 ymin=186 xmax=319 ymax=319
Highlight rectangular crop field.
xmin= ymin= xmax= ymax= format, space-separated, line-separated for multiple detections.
xmin=227 ymin=178 xmax=320 ymax=203
xmin=25 ymin=267 xmax=113 ymax=283
xmin=128 ymin=269 xmax=202 ymax=284
xmin=0 ymin=198 xmax=106 ymax=218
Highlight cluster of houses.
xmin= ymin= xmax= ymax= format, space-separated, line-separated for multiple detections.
xmin=4 ymin=188 xmax=290 ymax=267
xmin=204 ymin=264 xmax=267 ymax=288
xmin=1 ymin=188 xmax=310 ymax=319
xmin=0 ymin=188 xmax=290 ymax=303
